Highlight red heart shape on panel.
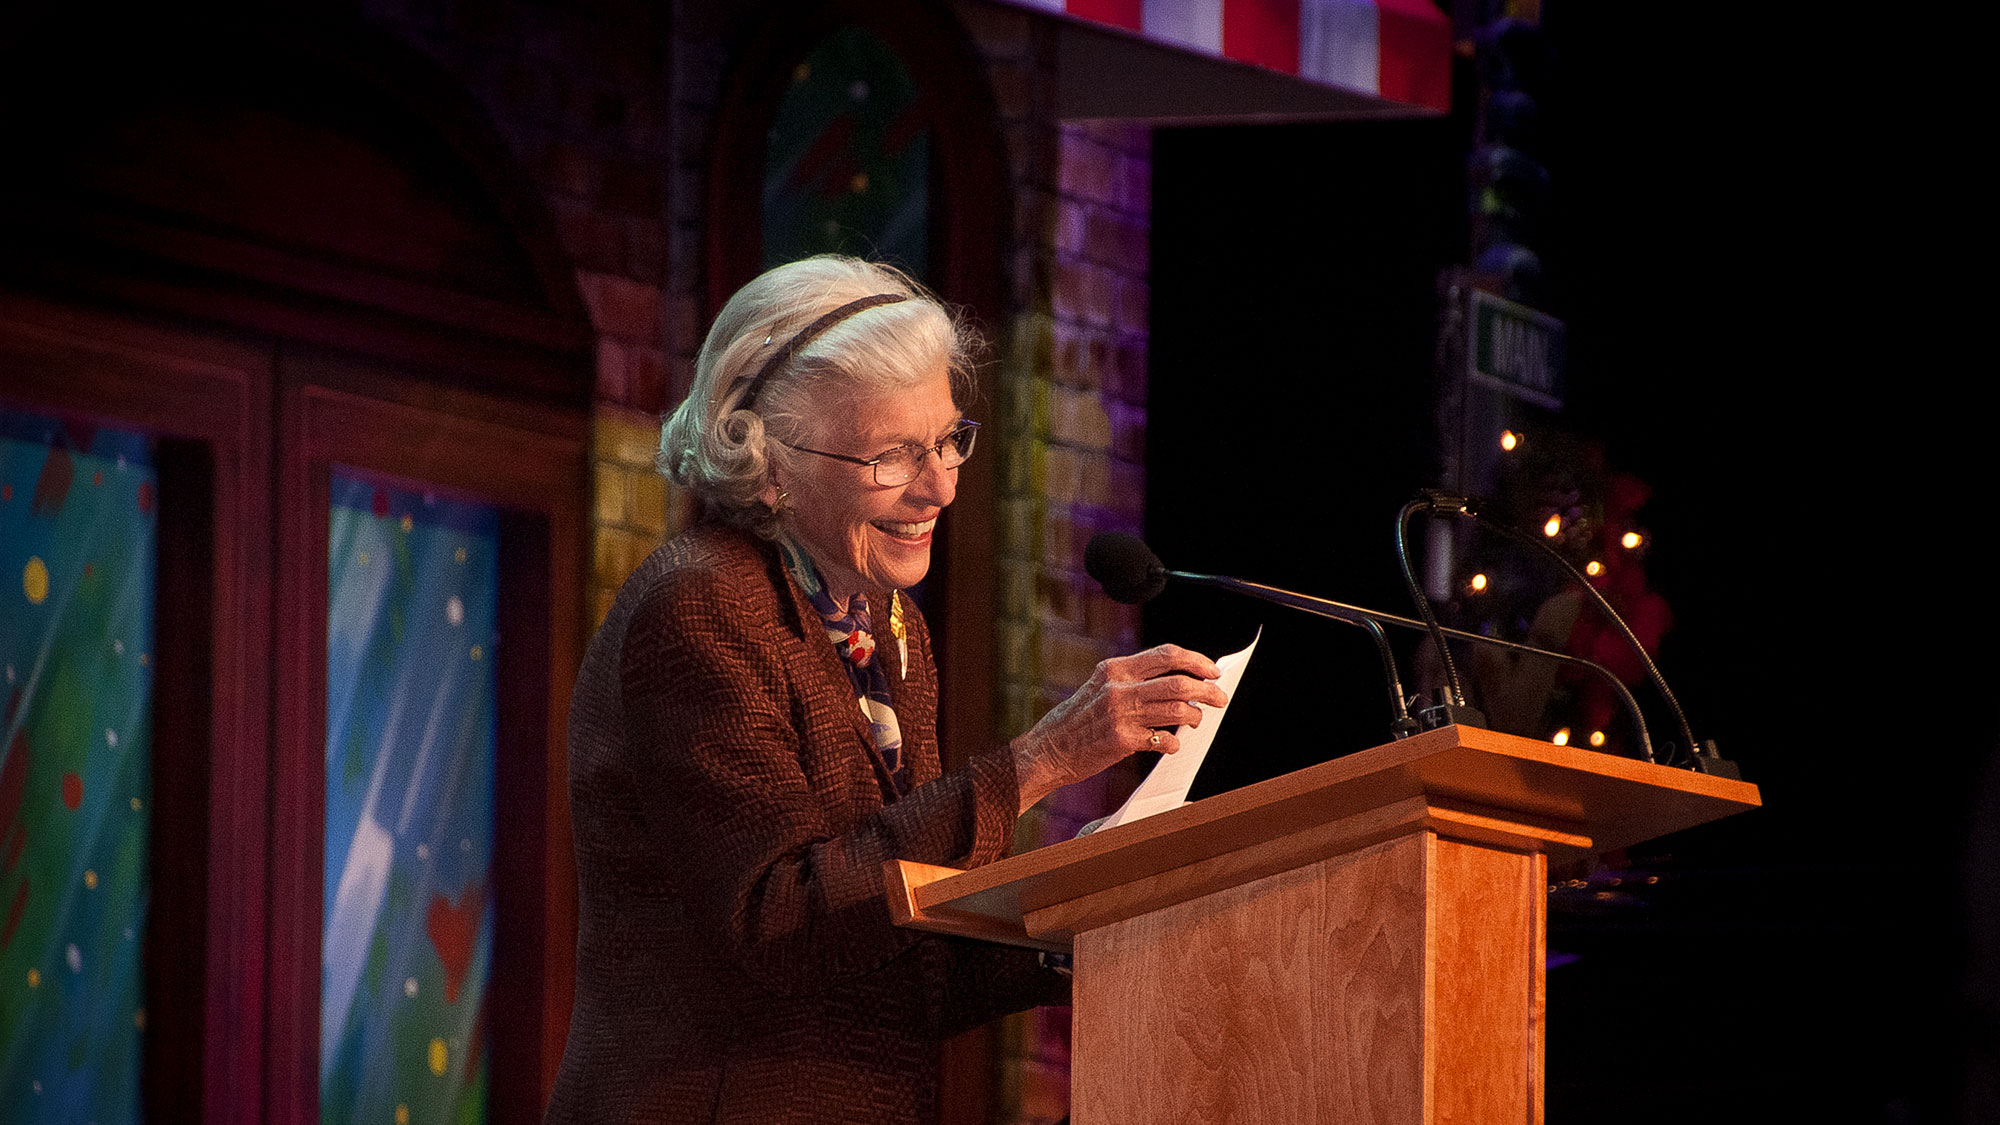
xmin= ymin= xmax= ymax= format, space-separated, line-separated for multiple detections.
xmin=426 ymin=880 xmax=484 ymax=1004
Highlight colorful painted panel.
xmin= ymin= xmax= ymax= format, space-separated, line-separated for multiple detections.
xmin=763 ymin=26 xmax=931 ymax=274
xmin=0 ymin=407 xmax=156 ymax=1125
xmin=322 ymin=471 xmax=497 ymax=1125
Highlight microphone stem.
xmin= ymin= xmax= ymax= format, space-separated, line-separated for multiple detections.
xmin=1169 ymin=570 xmax=1655 ymax=762
xmin=1469 ymin=514 xmax=1699 ymax=763
xmin=1396 ymin=500 xmax=1470 ymax=707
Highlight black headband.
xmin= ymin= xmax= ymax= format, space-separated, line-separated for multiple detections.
xmin=733 ymin=292 xmax=909 ymax=411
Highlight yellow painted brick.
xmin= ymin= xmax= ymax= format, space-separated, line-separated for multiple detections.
xmin=591 ymin=404 xmax=662 ymax=469
xmin=630 ymin=469 xmax=669 ymax=536
xmin=592 ymin=463 xmax=629 ymax=527
xmin=591 ymin=526 xmax=627 ymax=591
xmin=591 ymin=526 xmax=653 ymax=590
xmin=1010 ymin=309 xmax=1056 ymax=369
xmin=997 ymin=618 xmax=1036 ymax=684
xmin=998 ymin=559 xmax=1036 ymax=620
xmin=997 ymin=500 xmax=1038 ymax=566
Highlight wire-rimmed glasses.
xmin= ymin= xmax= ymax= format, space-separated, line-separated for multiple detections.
xmin=780 ymin=421 xmax=980 ymax=486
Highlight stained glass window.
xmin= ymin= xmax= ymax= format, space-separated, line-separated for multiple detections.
xmin=321 ymin=470 xmax=497 ymax=1125
xmin=0 ymin=406 xmax=156 ymax=1124
xmin=763 ymin=26 xmax=931 ymax=274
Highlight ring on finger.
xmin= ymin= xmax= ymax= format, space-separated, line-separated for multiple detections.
xmin=1148 ymin=730 xmax=1163 ymax=748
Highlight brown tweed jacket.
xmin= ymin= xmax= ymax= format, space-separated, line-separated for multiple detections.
xmin=547 ymin=523 xmax=1067 ymax=1124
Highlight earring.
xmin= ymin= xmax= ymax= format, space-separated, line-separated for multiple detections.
xmin=771 ymin=487 xmax=790 ymax=513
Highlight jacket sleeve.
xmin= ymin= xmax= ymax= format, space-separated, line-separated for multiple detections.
xmin=619 ymin=561 xmax=1023 ymax=998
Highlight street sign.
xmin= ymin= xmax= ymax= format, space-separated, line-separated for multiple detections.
xmin=1468 ymin=288 xmax=1565 ymax=410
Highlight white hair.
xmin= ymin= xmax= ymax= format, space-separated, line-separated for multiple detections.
xmin=660 ymin=255 xmax=978 ymax=533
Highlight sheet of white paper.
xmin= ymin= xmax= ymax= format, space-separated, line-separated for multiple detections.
xmin=1093 ymin=629 xmax=1260 ymax=833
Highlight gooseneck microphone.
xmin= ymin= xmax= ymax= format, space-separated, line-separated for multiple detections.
xmin=1083 ymin=532 xmax=1169 ymax=606
xmin=1410 ymin=490 xmax=1732 ymax=775
xmin=1083 ymin=532 xmax=1654 ymax=757
xmin=1087 ymin=532 xmax=1420 ymax=739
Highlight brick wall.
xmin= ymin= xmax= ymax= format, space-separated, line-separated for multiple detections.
xmin=956 ymin=5 xmax=1154 ymax=1121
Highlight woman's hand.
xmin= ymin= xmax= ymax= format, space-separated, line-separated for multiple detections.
xmin=1010 ymin=644 xmax=1230 ymax=814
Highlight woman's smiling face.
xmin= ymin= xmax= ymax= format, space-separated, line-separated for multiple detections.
xmin=778 ymin=368 xmax=961 ymax=604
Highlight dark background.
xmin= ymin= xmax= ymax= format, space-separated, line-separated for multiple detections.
xmin=1146 ymin=7 xmax=1989 ymax=1122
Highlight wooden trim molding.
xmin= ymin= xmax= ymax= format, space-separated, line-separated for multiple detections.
xmin=0 ymin=297 xmax=274 ymax=1125
xmin=268 ymin=365 xmax=587 ymax=1122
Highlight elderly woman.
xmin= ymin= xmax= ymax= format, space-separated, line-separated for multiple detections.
xmin=546 ymin=256 xmax=1226 ymax=1124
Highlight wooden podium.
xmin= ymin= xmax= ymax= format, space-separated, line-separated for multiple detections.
xmin=887 ymin=724 xmax=1761 ymax=1124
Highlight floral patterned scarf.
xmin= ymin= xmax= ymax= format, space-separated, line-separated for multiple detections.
xmin=777 ymin=537 xmax=907 ymax=793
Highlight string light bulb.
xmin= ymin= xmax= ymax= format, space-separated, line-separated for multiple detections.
xmin=1551 ymin=727 xmax=1572 ymax=746
xmin=1543 ymin=514 xmax=1562 ymax=538
xmin=1621 ymin=531 xmax=1643 ymax=550
xmin=1589 ymin=730 xmax=1606 ymax=747
xmin=1585 ymin=560 xmax=1603 ymax=577
xmin=1500 ymin=430 xmax=1520 ymax=452
xmin=1469 ymin=573 xmax=1489 ymax=593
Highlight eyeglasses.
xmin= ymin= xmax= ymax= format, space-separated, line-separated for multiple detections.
xmin=780 ymin=421 xmax=980 ymax=486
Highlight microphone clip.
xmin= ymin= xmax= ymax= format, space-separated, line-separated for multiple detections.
xmin=1416 ymin=488 xmax=1479 ymax=517
xmin=1412 ymin=688 xmax=1487 ymax=732
xmin=1687 ymin=739 xmax=1741 ymax=779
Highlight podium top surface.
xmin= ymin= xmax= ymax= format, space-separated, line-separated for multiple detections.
xmin=895 ymin=725 xmax=1760 ymax=945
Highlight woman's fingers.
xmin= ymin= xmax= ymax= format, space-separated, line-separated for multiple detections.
xmin=1106 ymin=643 xmax=1222 ymax=683
xmin=1139 ymin=673 xmax=1230 ymax=709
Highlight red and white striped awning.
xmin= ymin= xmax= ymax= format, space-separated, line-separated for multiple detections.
xmin=995 ymin=0 xmax=1452 ymax=119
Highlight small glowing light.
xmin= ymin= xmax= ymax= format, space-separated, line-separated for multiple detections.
xmin=1469 ymin=573 xmax=1489 ymax=593
xmin=1621 ymin=531 xmax=1643 ymax=550
xmin=1500 ymin=430 xmax=1520 ymax=452
xmin=131 ymin=797 xmax=142 ymax=812
xmin=1588 ymin=730 xmax=1607 ymax=747
xmin=84 ymin=870 xmax=98 ymax=890
xmin=1543 ymin=514 xmax=1562 ymax=538
xmin=429 ymin=1038 xmax=449 ymax=1076
xmin=135 ymin=1008 xmax=146 ymax=1030
xmin=470 ymin=644 xmax=484 ymax=661
xmin=397 ymin=1106 xmax=411 ymax=1125
xmin=1551 ymin=727 xmax=1571 ymax=746
xmin=400 ymin=513 xmax=414 ymax=533
xmin=405 ymin=977 xmax=419 ymax=998
xmin=27 ymin=968 xmax=40 ymax=988
xmin=1585 ymin=560 xmax=1603 ymax=577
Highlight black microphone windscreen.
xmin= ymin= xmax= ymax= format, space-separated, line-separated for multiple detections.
xmin=1084 ymin=532 xmax=1168 ymax=604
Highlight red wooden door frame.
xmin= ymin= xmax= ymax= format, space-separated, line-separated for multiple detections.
xmin=0 ymin=297 xmax=274 ymax=1125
